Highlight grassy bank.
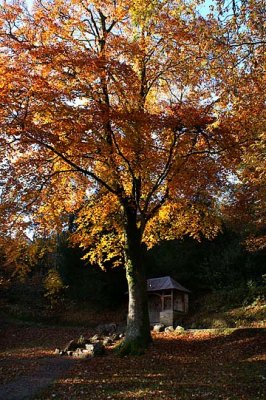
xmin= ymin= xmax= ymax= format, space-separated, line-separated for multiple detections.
xmin=184 ymin=283 xmax=265 ymax=329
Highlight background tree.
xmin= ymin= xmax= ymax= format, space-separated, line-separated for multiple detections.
xmin=0 ymin=0 xmax=264 ymax=353
xmin=213 ymin=0 xmax=266 ymax=251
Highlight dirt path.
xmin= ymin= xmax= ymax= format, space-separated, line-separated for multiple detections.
xmin=0 ymin=357 xmax=77 ymax=400
xmin=0 ymin=320 xmax=91 ymax=399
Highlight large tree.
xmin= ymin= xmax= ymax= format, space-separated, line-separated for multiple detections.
xmin=0 ymin=0 xmax=263 ymax=353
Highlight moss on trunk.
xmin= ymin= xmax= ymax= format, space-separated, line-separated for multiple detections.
xmin=117 ymin=207 xmax=152 ymax=355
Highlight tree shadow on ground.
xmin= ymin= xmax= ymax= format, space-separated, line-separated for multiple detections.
xmin=32 ymin=328 xmax=266 ymax=400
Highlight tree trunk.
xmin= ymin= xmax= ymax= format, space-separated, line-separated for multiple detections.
xmin=118 ymin=206 xmax=152 ymax=355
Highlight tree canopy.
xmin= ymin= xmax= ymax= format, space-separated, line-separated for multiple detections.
xmin=0 ymin=0 xmax=265 ymax=352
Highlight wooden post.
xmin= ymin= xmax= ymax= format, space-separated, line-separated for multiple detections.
xmin=171 ymin=289 xmax=174 ymax=325
xmin=171 ymin=290 xmax=173 ymax=310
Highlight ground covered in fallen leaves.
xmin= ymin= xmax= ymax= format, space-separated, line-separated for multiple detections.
xmin=0 ymin=320 xmax=265 ymax=400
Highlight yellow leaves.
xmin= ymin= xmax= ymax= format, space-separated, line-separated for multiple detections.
xmin=31 ymin=168 xmax=87 ymax=234
xmin=158 ymin=203 xmax=172 ymax=222
xmin=71 ymin=192 xmax=124 ymax=269
xmin=144 ymin=200 xmax=222 ymax=249
xmin=32 ymin=111 xmax=53 ymax=126
xmin=130 ymin=0 xmax=159 ymax=25
xmin=44 ymin=268 xmax=67 ymax=305
xmin=242 ymin=131 xmax=266 ymax=184
xmin=145 ymin=88 xmax=161 ymax=113
xmin=85 ymin=231 xmax=123 ymax=269
xmin=207 ymin=118 xmax=222 ymax=134
xmin=0 ymin=233 xmax=35 ymax=282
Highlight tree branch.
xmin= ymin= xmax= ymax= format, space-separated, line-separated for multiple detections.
xmin=143 ymin=128 xmax=183 ymax=215
xmin=24 ymin=132 xmax=119 ymax=195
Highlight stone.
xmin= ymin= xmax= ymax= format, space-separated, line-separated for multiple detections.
xmin=85 ymin=342 xmax=105 ymax=356
xmin=81 ymin=349 xmax=93 ymax=358
xmin=73 ymin=349 xmax=92 ymax=359
xmin=175 ymin=325 xmax=185 ymax=332
xmin=103 ymin=338 xmax=113 ymax=346
xmin=77 ymin=335 xmax=86 ymax=346
xmin=153 ymin=324 xmax=165 ymax=332
xmin=74 ymin=348 xmax=83 ymax=354
xmin=110 ymin=333 xmax=120 ymax=341
xmin=92 ymin=342 xmax=105 ymax=356
xmin=64 ymin=340 xmax=80 ymax=352
xmin=90 ymin=334 xmax=101 ymax=343
xmin=165 ymin=326 xmax=174 ymax=332
xmin=85 ymin=344 xmax=94 ymax=351
xmin=56 ymin=336 xmax=106 ymax=358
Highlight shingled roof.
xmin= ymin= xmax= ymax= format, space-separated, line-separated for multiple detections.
xmin=147 ymin=276 xmax=190 ymax=293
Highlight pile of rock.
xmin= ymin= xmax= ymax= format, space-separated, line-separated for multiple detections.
xmin=153 ymin=324 xmax=185 ymax=333
xmin=55 ymin=323 xmax=125 ymax=359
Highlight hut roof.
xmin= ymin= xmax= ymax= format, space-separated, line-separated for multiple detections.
xmin=147 ymin=276 xmax=190 ymax=293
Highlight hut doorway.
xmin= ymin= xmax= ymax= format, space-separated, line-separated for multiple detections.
xmin=148 ymin=293 xmax=161 ymax=324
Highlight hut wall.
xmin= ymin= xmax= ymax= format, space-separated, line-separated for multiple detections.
xmin=174 ymin=293 xmax=185 ymax=312
xmin=184 ymin=293 xmax=189 ymax=313
xmin=160 ymin=310 xmax=181 ymax=326
xmin=159 ymin=310 xmax=174 ymax=326
xmin=148 ymin=289 xmax=189 ymax=325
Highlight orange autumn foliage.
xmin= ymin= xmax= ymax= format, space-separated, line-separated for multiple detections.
xmin=0 ymin=0 xmax=264 ymax=349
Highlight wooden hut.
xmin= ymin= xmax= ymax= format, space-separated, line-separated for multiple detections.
xmin=147 ymin=276 xmax=190 ymax=326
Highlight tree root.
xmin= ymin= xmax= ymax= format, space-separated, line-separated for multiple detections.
xmin=115 ymin=336 xmax=152 ymax=356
